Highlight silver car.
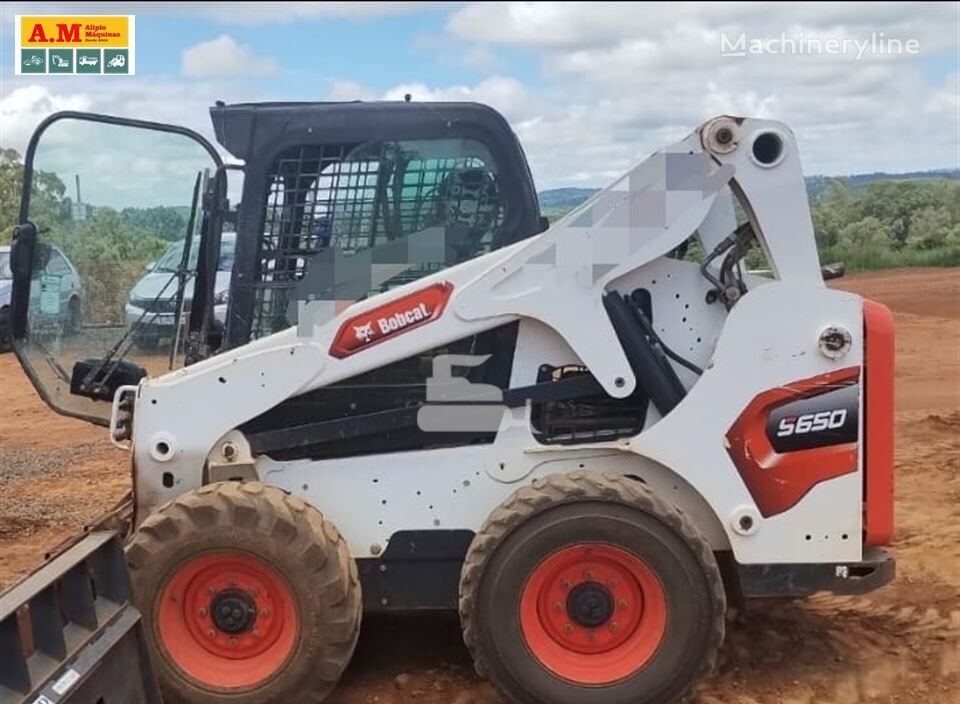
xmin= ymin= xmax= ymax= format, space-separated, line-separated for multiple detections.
xmin=124 ymin=233 xmax=235 ymax=347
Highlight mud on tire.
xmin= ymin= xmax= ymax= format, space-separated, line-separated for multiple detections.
xmin=127 ymin=481 xmax=362 ymax=704
xmin=459 ymin=471 xmax=726 ymax=704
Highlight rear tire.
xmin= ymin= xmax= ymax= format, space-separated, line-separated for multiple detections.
xmin=133 ymin=333 xmax=160 ymax=351
xmin=459 ymin=471 xmax=725 ymax=704
xmin=0 ymin=305 xmax=10 ymax=352
xmin=127 ymin=482 xmax=361 ymax=704
xmin=64 ymin=296 xmax=81 ymax=335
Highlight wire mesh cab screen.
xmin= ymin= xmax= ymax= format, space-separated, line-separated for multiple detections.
xmin=250 ymin=138 xmax=506 ymax=340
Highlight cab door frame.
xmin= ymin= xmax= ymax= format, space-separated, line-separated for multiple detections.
xmin=10 ymin=110 xmax=223 ymax=425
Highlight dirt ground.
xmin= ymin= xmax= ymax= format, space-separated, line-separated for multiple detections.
xmin=1 ymin=267 xmax=958 ymax=704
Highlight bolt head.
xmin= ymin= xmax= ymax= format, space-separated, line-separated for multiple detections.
xmin=609 ymin=621 xmax=620 ymax=632
xmin=560 ymin=580 xmax=572 ymax=590
xmin=206 ymin=629 xmax=216 ymax=638
xmin=252 ymin=629 xmax=260 ymax=638
xmin=583 ymin=569 xmax=594 ymax=580
xmin=618 ymin=599 xmax=628 ymax=609
xmin=563 ymin=623 xmax=574 ymax=634
xmin=199 ymin=607 xmax=208 ymax=617
xmin=228 ymin=637 xmax=238 ymax=647
xmin=228 ymin=578 xmax=237 ymax=588
xmin=553 ymin=602 xmax=563 ymax=613
xmin=259 ymin=608 xmax=270 ymax=618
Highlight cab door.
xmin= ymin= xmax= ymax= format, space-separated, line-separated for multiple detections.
xmin=9 ymin=112 xmax=222 ymax=424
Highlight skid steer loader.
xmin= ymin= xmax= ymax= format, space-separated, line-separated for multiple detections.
xmin=2 ymin=102 xmax=895 ymax=704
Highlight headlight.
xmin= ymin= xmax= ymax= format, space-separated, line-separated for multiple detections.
xmin=213 ymin=289 xmax=229 ymax=305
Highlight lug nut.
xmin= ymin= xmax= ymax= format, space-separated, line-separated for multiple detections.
xmin=618 ymin=599 xmax=628 ymax=609
xmin=583 ymin=570 xmax=594 ymax=580
xmin=563 ymin=623 xmax=574 ymax=634
xmin=207 ymin=587 xmax=215 ymax=596
xmin=609 ymin=621 xmax=620 ymax=632
xmin=228 ymin=577 xmax=237 ymax=588
xmin=252 ymin=629 xmax=260 ymax=638
xmin=206 ymin=629 xmax=216 ymax=638
xmin=560 ymin=580 xmax=571 ymax=590
xmin=199 ymin=607 xmax=208 ymax=617
xmin=553 ymin=602 xmax=563 ymax=613
xmin=260 ymin=608 xmax=270 ymax=618
xmin=606 ymin=579 xmax=617 ymax=589
xmin=228 ymin=637 xmax=238 ymax=647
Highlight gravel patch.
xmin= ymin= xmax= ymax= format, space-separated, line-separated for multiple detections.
xmin=0 ymin=442 xmax=102 ymax=486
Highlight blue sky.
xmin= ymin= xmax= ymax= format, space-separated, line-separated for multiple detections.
xmin=1 ymin=2 xmax=958 ymax=188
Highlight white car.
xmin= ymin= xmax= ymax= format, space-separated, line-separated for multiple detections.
xmin=78 ymin=55 xmax=98 ymax=66
xmin=0 ymin=244 xmax=82 ymax=349
xmin=107 ymin=54 xmax=125 ymax=68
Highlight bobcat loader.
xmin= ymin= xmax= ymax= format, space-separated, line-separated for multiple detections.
xmin=1 ymin=102 xmax=895 ymax=704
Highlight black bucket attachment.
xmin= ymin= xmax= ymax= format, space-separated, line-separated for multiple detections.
xmin=0 ymin=531 xmax=160 ymax=704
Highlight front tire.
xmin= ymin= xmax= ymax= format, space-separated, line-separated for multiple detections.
xmin=459 ymin=471 xmax=725 ymax=704
xmin=127 ymin=482 xmax=362 ymax=704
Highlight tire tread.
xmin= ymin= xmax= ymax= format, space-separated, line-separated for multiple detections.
xmin=459 ymin=471 xmax=725 ymax=703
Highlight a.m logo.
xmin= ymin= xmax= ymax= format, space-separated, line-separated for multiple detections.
xmin=26 ymin=22 xmax=81 ymax=43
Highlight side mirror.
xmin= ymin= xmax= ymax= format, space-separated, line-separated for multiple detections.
xmin=144 ymin=260 xmax=156 ymax=272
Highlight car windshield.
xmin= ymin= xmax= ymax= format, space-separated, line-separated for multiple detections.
xmin=0 ymin=251 xmax=10 ymax=280
xmin=154 ymin=236 xmax=235 ymax=273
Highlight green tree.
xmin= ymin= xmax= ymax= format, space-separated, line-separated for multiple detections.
xmin=1 ymin=148 xmax=70 ymax=243
xmin=811 ymin=179 xmax=854 ymax=249
xmin=907 ymin=206 xmax=955 ymax=250
xmin=837 ymin=216 xmax=891 ymax=250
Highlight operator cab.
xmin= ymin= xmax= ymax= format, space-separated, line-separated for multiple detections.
xmin=8 ymin=102 xmax=545 ymax=424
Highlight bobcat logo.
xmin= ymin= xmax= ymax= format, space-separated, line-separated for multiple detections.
xmin=353 ymin=322 xmax=375 ymax=343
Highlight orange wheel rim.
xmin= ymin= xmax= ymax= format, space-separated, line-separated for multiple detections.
xmin=157 ymin=551 xmax=298 ymax=690
xmin=519 ymin=543 xmax=667 ymax=685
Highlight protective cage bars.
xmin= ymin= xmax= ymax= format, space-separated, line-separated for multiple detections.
xmin=250 ymin=141 xmax=505 ymax=339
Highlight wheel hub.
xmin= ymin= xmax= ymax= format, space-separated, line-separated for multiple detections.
xmin=210 ymin=589 xmax=257 ymax=634
xmin=519 ymin=543 xmax=668 ymax=684
xmin=157 ymin=551 xmax=298 ymax=690
xmin=566 ymin=582 xmax=614 ymax=628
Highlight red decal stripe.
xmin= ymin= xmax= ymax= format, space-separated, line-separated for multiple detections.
xmin=329 ymin=282 xmax=453 ymax=359
xmin=726 ymin=367 xmax=861 ymax=518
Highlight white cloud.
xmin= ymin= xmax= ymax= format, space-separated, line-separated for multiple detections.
xmin=0 ymin=86 xmax=93 ymax=152
xmin=382 ymin=76 xmax=537 ymax=120
xmin=433 ymin=1 xmax=960 ymax=185
xmin=327 ymin=80 xmax=380 ymax=102
xmin=0 ymin=2 xmax=433 ymax=28
xmin=193 ymin=1 xmax=437 ymax=24
xmin=1 ymin=3 xmax=956 ymax=191
xmin=447 ymin=2 xmax=958 ymax=52
xmin=0 ymin=74 xmax=267 ymax=164
xmin=181 ymin=35 xmax=278 ymax=78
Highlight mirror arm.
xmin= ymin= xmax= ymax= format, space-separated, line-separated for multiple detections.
xmin=9 ymin=222 xmax=37 ymax=340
